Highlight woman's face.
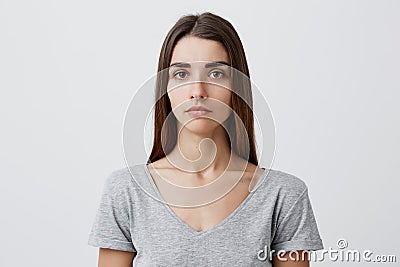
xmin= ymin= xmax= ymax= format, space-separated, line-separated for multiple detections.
xmin=167 ymin=36 xmax=232 ymax=135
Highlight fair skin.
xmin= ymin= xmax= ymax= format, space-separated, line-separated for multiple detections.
xmin=98 ymin=36 xmax=309 ymax=267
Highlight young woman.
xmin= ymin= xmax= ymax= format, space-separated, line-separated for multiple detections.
xmin=88 ymin=12 xmax=323 ymax=266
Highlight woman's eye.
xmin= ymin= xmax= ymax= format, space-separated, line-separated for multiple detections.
xmin=174 ymin=71 xmax=188 ymax=79
xmin=209 ymin=71 xmax=225 ymax=79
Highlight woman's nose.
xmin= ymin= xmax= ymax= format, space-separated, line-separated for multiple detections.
xmin=189 ymin=82 xmax=208 ymax=100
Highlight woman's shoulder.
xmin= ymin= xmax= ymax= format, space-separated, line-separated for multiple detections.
xmin=260 ymin=168 xmax=309 ymax=198
xmin=104 ymin=164 xmax=147 ymax=190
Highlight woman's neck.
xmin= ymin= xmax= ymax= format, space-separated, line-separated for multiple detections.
xmin=167 ymin=123 xmax=233 ymax=177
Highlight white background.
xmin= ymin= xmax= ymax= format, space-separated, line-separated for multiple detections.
xmin=1 ymin=0 xmax=399 ymax=266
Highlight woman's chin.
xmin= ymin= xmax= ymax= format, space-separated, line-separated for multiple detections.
xmin=183 ymin=119 xmax=221 ymax=135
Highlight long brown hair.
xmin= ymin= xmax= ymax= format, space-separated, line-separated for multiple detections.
xmin=147 ymin=12 xmax=258 ymax=166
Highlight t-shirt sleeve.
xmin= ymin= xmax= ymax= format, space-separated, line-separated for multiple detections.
xmin=87 ymin=170 xmax=136 ymax=252
xmin=270 ymin=186 xmax=323 ymax=254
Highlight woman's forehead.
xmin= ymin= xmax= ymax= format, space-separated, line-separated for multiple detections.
xmin=171 ymin=36 xmax=229 ymax=64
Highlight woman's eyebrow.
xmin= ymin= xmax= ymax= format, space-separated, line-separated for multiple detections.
xmin=169 ymin=62 xmax=191 ymax=68
xmin=205 ymin=61 xmax=230 ymax=68
xmin=169 ymin=61 xmax=230 ymax=68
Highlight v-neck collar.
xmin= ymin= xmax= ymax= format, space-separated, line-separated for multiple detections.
xmin=142 ymin=163 xmax=269 ymax=236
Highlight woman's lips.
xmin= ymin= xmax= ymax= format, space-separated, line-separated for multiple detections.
xmin=187 ymin=110 xmax=211 ymax=116
xmin=185 ymin=105 xmax=212 ymax=116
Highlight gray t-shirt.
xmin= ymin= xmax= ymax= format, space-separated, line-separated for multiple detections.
xmin=88 ymin=163 xmax=323 ymax=266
